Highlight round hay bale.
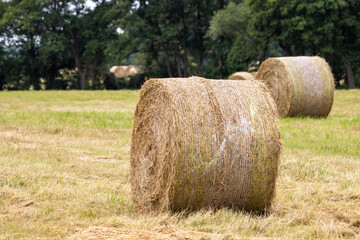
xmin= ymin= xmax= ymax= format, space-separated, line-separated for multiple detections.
xmin=109 ymin=66 xmax=118 ymax=73
xmin=250 ymin=72 xmax=257 ymax=78
xmin=114 ymin=66 xmax=127 ymax=78
xmin=131 ymin=77 xmax=282 ymax=213
xmin=228 ymin=72 xmax=255 ymax=80
xmin=255 ymin=56 xmax=335 ymax=118
xmin=125 ymin=65 xmax=139 ymax=76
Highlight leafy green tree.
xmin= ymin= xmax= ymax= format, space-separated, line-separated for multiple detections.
xmin=81 ymin=1 xmax=119 ymax=89
xmin=209 ymin=1 xmax=258 ymax=75
xmin=0 ymin=0 xmax=44 ymax=89
xmin=247 ymin=0 xmax=360 ymax=88
xmin=0 ymin=0 xmax=119 ymax=90
xmin=0 ymin=0 xmax=74 ymax=90
xmin=46 ymin=0 xmax=95 ymax=89
xmin=0 ymin=1 xmax=6 ymax=89
xmin=38 ymin=31 xmax=70 ymax=89
xmin=112 ymin=0 xmax=233 ymax=79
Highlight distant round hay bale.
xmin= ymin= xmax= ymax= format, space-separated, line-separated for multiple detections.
xmin=131 ymin=77 xmax=282 ymax=213
xmin=255 ymin=56 xmax=335 ymax=118
xmin=228 ymin=72 xmax=255 ymax=80
xmin=114 ymin=66 xmax=127 ymax=78
xmin=109 ymin=66 xmax=118 ymax=73
xmin=250 ymin=72 xmax=257 ymax=78
xmin=125 ymin=65 xmax=139 ymax=76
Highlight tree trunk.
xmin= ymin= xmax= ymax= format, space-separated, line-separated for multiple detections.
xmin=48 ymin=74 xmax=55 ymax=89
xmin=76 ymin=64 xmax=86 ymax=90
xmin=346 ymin=63 xmax=356 ymax=89
xmin=258 ymin=47 xmax=267 ymax=64
xmin=279 ymin=40 xmax=293 ymax=56
xmin=92 ymin=67 xmax=97 ymax=90
xmin=67 ymin=32 xmax=86 ymax=90
xmin=151 ymin=43 xmax=161 ymax=70
xmin=91 ymin=57 xmax=101 ymax=89
xmin=218 ymin=37 xmax=224 ymax=79
xmin=183 ymin=42 xmax=188 ymax=77
xmin=218 ymin=56 xmax=223 ymax=79
xmin=180 ymin=15 xmax=188 ymax=77
xmin=31 ymin=73 xmax=41 ymax=90
xmin=98 ymin=69 xmax=102 ymax=89
xmin=300 ymin=44 xmax=305 ymax=56
xmin=0 ymin=76 xmax=5 ymax=90
xmin=197 ymin=54 xmax=203 ymax=76
xmin=75 ymin=70 xmax=85 ymax=89
xmin=29 ymin=34 xmax=40 ymax=90
xmin=161 ymin=43 xmax=173 ymax=77
xmin=195 ymin=1 xmax=202 ymax=76
xmin=79 ymin=69 xmax=86 ymax=90
xmin=72 ymin=46 xmax=86 ymax=90
xmin=175 ymin=43 xmax=183 ymax=77
xmin=46 ymin=65 xmax=56 ymax=89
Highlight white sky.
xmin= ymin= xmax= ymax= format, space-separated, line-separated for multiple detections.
xmin=85 ymin=1 xmax=125 ymax=34
xmin=86 ymin=0 xmax=97 ymax=10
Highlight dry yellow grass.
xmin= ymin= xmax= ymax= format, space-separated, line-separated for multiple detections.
xmin=0 ymin=90 xmax=359 ymax=239
xmin=66 ymin=226 xmax=213 ymax=240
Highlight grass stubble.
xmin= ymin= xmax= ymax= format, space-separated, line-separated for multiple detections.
xmin=0 ymin=90 xmax=359 ymax=239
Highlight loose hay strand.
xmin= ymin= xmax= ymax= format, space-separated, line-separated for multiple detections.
xmin=131 ymin=77 xmax=282 ymax=213
xmin=256 ymin=56 xmax=335 ymax=118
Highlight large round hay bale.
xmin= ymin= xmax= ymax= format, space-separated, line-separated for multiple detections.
xmin=250 ymin=72 xmax=257 ymax=78
xmin=228 ymin=72 xmax=255 ymax=80
xmin=255 ymin=56 xmax=335 ymax=118
xmin=131 ymin=77 xmax=282 ymax=213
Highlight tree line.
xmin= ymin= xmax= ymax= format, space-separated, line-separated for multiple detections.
xmin=0 ymin=0 xmax=359 ymax=90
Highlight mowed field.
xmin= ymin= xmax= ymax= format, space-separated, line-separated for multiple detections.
xmin=0 ymin=90 xmax=359 ymax=239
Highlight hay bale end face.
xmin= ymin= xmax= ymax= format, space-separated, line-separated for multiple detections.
xmin=228 ymin=72 xmax=255 ymax=80
xmin=114 ymin=66 xmax=127 ymax=78
xmin=125 ymin=65 xmax=139 ymax=76
xmin=131 ymin=77 xmax=282 ymax=213
xmin=112 ymin=65 xmax=140 ymax=78
xmin=109 ymin=66 xmax=118 ymax=73
xmin=256 ymin=56 xmax=335 ymax=118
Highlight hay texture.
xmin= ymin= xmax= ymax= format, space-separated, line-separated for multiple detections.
xmin=112 ymin=65 xmax=140 ymax=78
xmin=255 ymin=56 xmax=335 ymax=118
xmin=109 ymin=66 xmax=118 ymax=73
xmin=250 ymin=72 xmax=257 ymax=78
xmin=114 ymin=66 xmax=127 ymax=78
xmin=131 ymin=77 xmax=282 ymax=213
xmin=228 ymin=72 xmax=255 ymax=80
xmin=125 ymin=65 xmax=139 ymax=76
